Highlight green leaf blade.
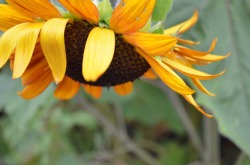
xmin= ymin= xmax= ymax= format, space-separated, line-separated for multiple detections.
xmin=151 ymin=0 xmax=174 ymax=33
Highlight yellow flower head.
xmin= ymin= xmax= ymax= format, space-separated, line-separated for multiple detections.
xmin=0 ymin=0 xmax=229 ymax=117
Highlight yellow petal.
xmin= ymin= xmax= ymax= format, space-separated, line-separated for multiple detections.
xmin=21 ymin=59 xmax=49 ymax=86
xmin=83 ymin=85 xmax=102 ymax=98
xmin=143 ymin=69 xmax=157 ymax=79
xmin=182 ymin=95 xmax=213 ymax=118
xmin=58 ymin=0 xmax=99 ymax=24
xmin=0 ymin=4 xmax=33 ymax=31
xmin=184 ymin=53 xmax=231 ymax=62
xmin=165 ymin=52 xmax=211 ymax=66
xmin=13 ymin=22 xmax=44 ymax=79
xmin=176 ymin=38 xmax=217 ymax=56
xmin=177 ymin=38 xmax=200 ymax=45
xmin=137 ymin=48 xmax=195 ymax=95
xmin=83 ymin=27 xmax=115 ymax=82
xmin=9 ymin=55 xmax=14 ymax=70
xmin=110 ymin=0 xmax=156 ymax=34
xmin=114 ymin=82 xmax=133 ymax=96
xmin=165 ymin=52 xmax=193 ymax=66
xmin=18 ymin=69 xmax=53 ymax=99
xmin=40 ymin=18 xmax=69 ymax=83
xmin=6 ymin=0 xmax=61 ymax=20
xmin=164 ymin=10 xmax=198 ymax=35
xmin=0 ymin=23 xmax=29 ymax=68
xmin=192 ymin=78 xmax=215 ymax=96
xmin=124 ymin=32 xmax=176 ymax=56
xmin=27 ymin=44 xmax=45 ymax=68
xmin=162 ymin=58 xmax=225 ymax=80
xmin=54 ymin=76 xmax=80 ymax=100
xmin=180 ymin=56 xmax=211 ymax=66
xmin=58 ymin=0 xmax=82 ymax=18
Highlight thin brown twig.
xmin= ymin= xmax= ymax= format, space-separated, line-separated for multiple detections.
xmin=113 ymin=103 xmax=128 ymax=139
xmin=91 ymin=147 xmax=128 ymax=164
xmin=203 ymin=116 xmax=220 ymax=165
xmin=76 ymin=96 xmax=160 ymax=165
xmin=145 ymin=79 xmax=204 ymax=159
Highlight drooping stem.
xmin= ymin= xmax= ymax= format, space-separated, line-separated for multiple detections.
xmin=146 ymin=80 xmax=204 ymax=159
xmin=203 ymin=116 xmax=220 ymax=165
xmin=234 ymin=152 xmax=248 ymax=165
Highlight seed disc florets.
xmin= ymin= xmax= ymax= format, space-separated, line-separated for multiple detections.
xmin=64 ymin=20 xmax=150 ymax=87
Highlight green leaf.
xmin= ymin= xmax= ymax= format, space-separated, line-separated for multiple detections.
xmin=152 ymin=0 xmax=173 ymax=21
xmin=151 ymin=0 xmax=174 ymax=33
xmin=167 ymin=0 xmax=250 ymax=156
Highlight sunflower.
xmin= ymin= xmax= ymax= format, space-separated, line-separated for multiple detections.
xmin=0 ymin=0 xmax=228 ymax=117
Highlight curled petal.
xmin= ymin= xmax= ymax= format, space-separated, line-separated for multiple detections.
xmin=143 ymin=69 xmax=157 ymax=79
xmin=54 ymin=76 xmax=80 ymax=100
xmin=26 ymin=45 xmax=45 ymax=69
xmin=124 ymin=32 xmax=176 ymax=56
xmin=58 ymin=0 xmax=82 ymax=18
xmin=0 ymin=4 xmax=33 ymax=31
xmin=162 ymin=58 xmax=225 ymax=80
xmin=179 ymin=56 xmax=211 ymax=66
xmin=21 ymin=59 xmax=49 ymax=86
xmin=83 ymin=27 xmax=115 ymax=82
xmin=13 ymin=22 xmax=44 ymax=79
xmin=40 ymin=18 xmax=69 ymax=83
xmin=137 ymin=48 xmax=195 ymax=95
xmin=6 ymin=0 xmax=61 ymax=20
xmin=110 ymin=0 xmax=156 ymax=34
xmin=175 ymin=38 xmax=217 ymax=56
xmin=18 ymin=69 xmax=53 ymax=99
xmin=0 ymin=23 xmax=29 ymax=68
xmin=183 ymin=95 xmax=213 ymax=118
xmin=184 ymin=53 xmax=231 ymax=63
xmin=9 ymin=55 xmax=14 ymax=70
xmin=164 ymin=10 xmax=198 ymax=35
xmin=177 ymin=38 xmax=200 ymax=45
xmin=114 ymin=82 xmax=133 ymax=96
xmin=192 ymin=78 xmax=215 ymax=96
xmin=83 ymin=85 xmax=102 ymax=98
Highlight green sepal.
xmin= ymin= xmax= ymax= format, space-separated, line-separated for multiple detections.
xmin=149 ymin=21 xmax=164 ymax=34
xmin=98 ymin=22 xmax=109 ymax=28
xmin=140 ymin=18 xmax=152 ymax=32
xmin=62 ymin=12 xmax=77 ymax=19
xmin=98 ymin=0 xmax=113 ymax=25
xmin=151 ymin=0 xmax=174 ymax=34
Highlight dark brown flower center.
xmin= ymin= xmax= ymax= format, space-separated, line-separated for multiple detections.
xmin=64 ymin=20 xmax=150 ymax=87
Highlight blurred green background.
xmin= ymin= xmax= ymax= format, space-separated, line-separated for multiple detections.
xmin=1 ymin=0 xmax=250 ymax=165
